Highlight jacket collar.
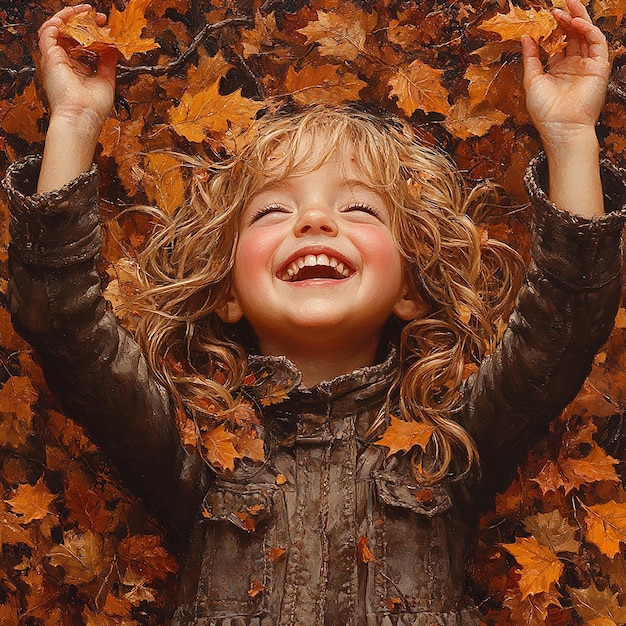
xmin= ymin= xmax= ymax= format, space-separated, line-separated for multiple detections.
xmin=241 ymin=342 xmax=398 ymax=446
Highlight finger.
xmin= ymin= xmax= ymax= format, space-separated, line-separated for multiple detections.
xmin=521 ymin=35 xmax=544 ymax=86
xmin=570 ymin=17 xmax=609 ymax=61
xmin=566 ymin=0 xmax=592 ymax=23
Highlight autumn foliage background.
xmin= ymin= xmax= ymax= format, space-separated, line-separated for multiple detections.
xmin=0 ymin=0 xmax=625 ymax=623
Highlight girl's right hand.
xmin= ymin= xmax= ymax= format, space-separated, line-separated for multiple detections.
xmin=39 ymin=4 xmax=117 ymax=132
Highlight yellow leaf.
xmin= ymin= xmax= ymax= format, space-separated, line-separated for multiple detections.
xmin=593 ymin=0 xmax=625 ymax=25
xmin=444 ymin=99 xmax=508 ymax=139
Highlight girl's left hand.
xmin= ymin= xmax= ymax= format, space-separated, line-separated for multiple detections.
xmin=522 ymin=0 xmax=611 ymax=149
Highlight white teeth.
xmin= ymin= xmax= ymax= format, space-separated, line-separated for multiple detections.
xmin=282 ymin=254 xmax=351 ymax=281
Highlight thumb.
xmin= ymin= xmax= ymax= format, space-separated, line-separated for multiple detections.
xmin=521 ymin=35 xmax=543 ymax=87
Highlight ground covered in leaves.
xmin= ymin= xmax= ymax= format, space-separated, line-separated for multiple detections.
xmin=0 ymin=0 xmax=625 ymax=624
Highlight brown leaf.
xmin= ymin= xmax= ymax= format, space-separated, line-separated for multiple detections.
xmin=0 ymin=376 xmax=37 ymax=449
xmin=373 ymin=415 xmax=435 ymax=457
xmin=583 ymin=500 xmax=626 ymax=558
xmin=47 ymin=529 xmax=104 ymax=585
xmin=285 ymin=65 xmax=367 ymax=105
xmin=443 ymin=98 xmax=508 ymax=139
xmin=118 ymin=535 xmax=177 ymax=582
xmin=523 ymin=510 xmax=580 ymax=554
xmin=268 ymin=546 xmax=287 ymax=561
xmin=479 ymin=3 xmax=557 ymax=43
xmin=502 ymin=536 xmax=563 ymax=599
xmin=297 ymin=8 xmax=377 ymax=61
xmin=0 ymin=82 xmax=45 ymax=143
xmin=235 ymin=427 xmax=265 ymax=464
xmin=388 ymin=60 xmax=451 ymax=117
xmin=503 ymin=591 xmax=563 ymax=625
xmin=64 ymin=481 xmax=111 ymax=534
xmin=143 ymin=153 xmax=186 ymax=215
xmin=568 ymin=582 xmax=626 ymax=624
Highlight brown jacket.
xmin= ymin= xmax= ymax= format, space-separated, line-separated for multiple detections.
xmin=4 ymin=155 xmax=626 ymax=625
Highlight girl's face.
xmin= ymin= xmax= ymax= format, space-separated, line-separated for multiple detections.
xmin=220 ymin=139 xmax=421 ymax=359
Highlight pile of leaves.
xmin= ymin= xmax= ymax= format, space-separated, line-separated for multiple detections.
xmin=0 ymin=0 xmax=624 ymax=623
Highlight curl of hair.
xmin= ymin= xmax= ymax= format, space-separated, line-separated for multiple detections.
xmin=130 ymin=104 xmax=524 ymax=482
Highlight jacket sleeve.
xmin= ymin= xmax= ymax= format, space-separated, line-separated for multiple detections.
xmin=3 ymin=155 xmax=210 ymax=537
xmin=464 ymin=153 xmax=626 ymax=504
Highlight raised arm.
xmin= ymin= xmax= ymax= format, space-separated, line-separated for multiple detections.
xmin=37 ymin=4 xmax=117 ymax=192
xmin=4 ymin=6 xmax=208 ymax=537
xmin=521 ymin=0 xmax=611 ymax=218
xmin=464 ymin=2 xmax=624 ymax=504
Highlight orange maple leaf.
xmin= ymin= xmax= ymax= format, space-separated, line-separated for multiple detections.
xmin=559 ymin=444 xmax=619 ymax=491
xmin=200 ymin=423 xmax=241 ymax=472
xmin=583 ymin=500 xmax=626 ymax=558
xmin=503 ymin=536 xmax=564 ymax=599
xmin=118 ymin=534 xmax=178 ymax=582
xmin=479 ymin=3 xmax=557 ymax=43
xmin=373 ymin=415 xmax=435 ymax=457
xmin=388 ymin=60 xmax=451 ymax=117
xmin=169 ymin=81 xmax=263 ymax=142
xmin=7 ymin=478 xmax=56 ymax=524
xmin=60 ymin=0 xmax=159 ymax=61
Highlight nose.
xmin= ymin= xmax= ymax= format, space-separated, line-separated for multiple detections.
xmin=295 ymin=207 xmax=338 ymax=237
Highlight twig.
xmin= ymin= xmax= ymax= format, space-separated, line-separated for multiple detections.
xmin=117 ymin=17 xmax=253 ymax=83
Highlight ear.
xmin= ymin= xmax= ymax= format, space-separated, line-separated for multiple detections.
xmin=393 ymin=289 xmax=425 ymax=321
xmin=216 ymin=290 xmax=244 ymax=324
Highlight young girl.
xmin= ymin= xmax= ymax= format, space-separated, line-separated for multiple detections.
xmin=4 ymin=1 xmax=625 ymax=624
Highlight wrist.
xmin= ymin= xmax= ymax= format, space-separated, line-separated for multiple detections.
xmin=540 ymin=125 xmax=600 ymax=160
xmin=48 ymin=108 xmax=106 ymax=144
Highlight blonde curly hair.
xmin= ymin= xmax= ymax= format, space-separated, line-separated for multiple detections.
xmin=130 ymin=104 xmax=523 ymax=482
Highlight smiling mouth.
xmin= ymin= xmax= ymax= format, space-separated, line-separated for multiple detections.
xmin=281 ymin=253 xmax=353 ymax=282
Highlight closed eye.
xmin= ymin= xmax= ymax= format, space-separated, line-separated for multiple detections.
xmin=250 ymin=204 xmax=290 ymax=223
xmin=342 ymin=203 xmax=382 ymax=219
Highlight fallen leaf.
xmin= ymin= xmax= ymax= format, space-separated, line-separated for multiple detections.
xmin=60 ymin=0 xmax=159 ymax=60
xmin=285 ymin=65 xmax=367 ymax=105
xmin=502 ymin=536 xmax=563 ymax=599
xmin=7 ymin=478 xmax=56 ymax=523
xmin=169 ymin=81 xmax=263 ymax=142
xmin=357 ymin=535 xmax=376 ymax=563
xmin=592 ymin=0 xmax=625 ymax=25
xmin=388 ymin=60 xmax=451 ymax=116
xmin=523 ymin=510 xmax=580 ymax=554
xmin=568 ymin=582 xmax=626 ymax=624
xmin=200 ymin=423 xmax=240 ymax=472
xmin=47 ymin=530 xmax=104 ymax=585
xmin=297 ymin=8 xmax=377 ymax=61
xmin=583 ymin=500 xmax=626 ymax=558
xmin=479 ymin=3 xmax=557 ymax=42
xmin=373 ymin=415 xmax=435 ymax=457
